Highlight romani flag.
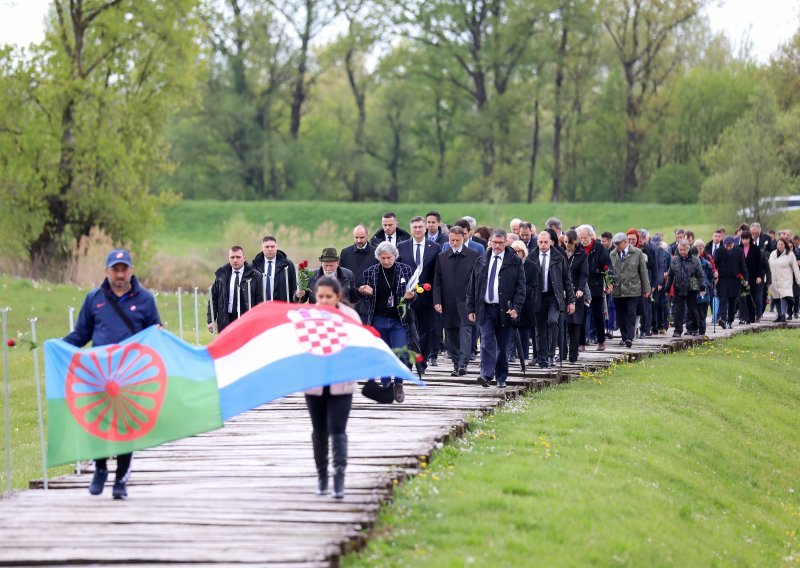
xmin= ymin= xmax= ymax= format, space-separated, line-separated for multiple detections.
xmin=44 ymin=302 xmax=420 ymax=466
xmin=44 ymin=328 xmax=222 ymax=467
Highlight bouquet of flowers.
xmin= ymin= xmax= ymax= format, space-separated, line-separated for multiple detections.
xmin=398 ymin=280 xmax=431 ymax=319
xmin=738 ymin=272 xmax=750 ymax=297
xmin=602 ymin=264 xmax=614 ymax=289
xmin=296 ymin=260 xmax=315 ymax=292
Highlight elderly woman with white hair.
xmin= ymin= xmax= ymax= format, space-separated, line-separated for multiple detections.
xmin=358 ymin=241 xmax=416 ymax=403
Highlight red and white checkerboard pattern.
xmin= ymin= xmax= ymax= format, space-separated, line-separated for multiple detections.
xmin=294 ymin=318 xmax=349 ymax=355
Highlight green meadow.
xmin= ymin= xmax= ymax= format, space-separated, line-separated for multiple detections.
xmin=344 ymin=329 xmax=800 ymax=567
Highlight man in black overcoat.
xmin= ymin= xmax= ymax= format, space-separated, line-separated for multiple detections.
xmin=340 ymin=224 xmax=378 ymax=321
xmin=714 ymin=236 xmax=748 ymax=329
xmin=433 ymin=226 xmax=480 ymax=376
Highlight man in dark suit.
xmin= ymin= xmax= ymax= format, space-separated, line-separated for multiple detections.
xmin=425 ymin=210 xmax=449 ymax=246
xmin=433 ymin=226 xmax=480 ymax=376
xmin=370 ymin=212 xmax=411 ymax=247
xmin=340 ymin=224 xmax=378 ymax=321
xmin=738 ymin=231 xmax=765 ymax=323
xmin=704 ymin=228 xmax=725 ymax=260
xmin=750 ymin=222 xmax=773 ymax=317
xmin=398 ymin=216 xmax=442 ymax=365
xmin=518 ymin=222 xmax=535 ymax=251
xmin=466 ymin=229 xmax=526 ymax=388
xmin=531 ymin=231 xmax=576 ymax=367
xmin=208 ymin=246 xmax=264 ymax=333
xmin=251 ymin=236 xmax=297 ymax=303
xmin=714 ymin=236 xmax=748 ymax=329
xmin=442 ymin=219 xmax=486 ymax=254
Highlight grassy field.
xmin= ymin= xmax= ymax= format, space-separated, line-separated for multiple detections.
xmin=0 ymin=275 xmax=213 ymax=491
xmin=343 ymin=329 xmax=800 ymax=567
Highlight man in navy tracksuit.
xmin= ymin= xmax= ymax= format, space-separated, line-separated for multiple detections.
xmin=64 ymin=249 xmax=161 ymax=500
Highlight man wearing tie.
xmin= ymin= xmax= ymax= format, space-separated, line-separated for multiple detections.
xmin=370 ymin=212 xmax=411 ymax=247
xmin=208 ymin=246 xmax=264 ymax=333
xmin=532 ymin=231 xmax=576 ymax=368
xmin=466 ymin=230 xmax=526 ymax=388
xmin=398 ymin=216 xmax=442 ymax=366
xmin=251 ymin=236 xmax=298 ymax=302
xmin=704 ymin=229 xmax=725 ymax=260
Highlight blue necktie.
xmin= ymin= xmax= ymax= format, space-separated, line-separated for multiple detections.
xmin=488 ymin=255 xmax=500 ymax=303
xmin=415 ymin=243 xmax=421 ymax=266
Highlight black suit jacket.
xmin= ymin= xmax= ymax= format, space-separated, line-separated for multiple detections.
xmin=741 ymin=244 xmax=765 ymax=285
xmin=585 ymin=239 xmax=611 ymax=296
xmin=339 ymin=243 xmax=378 ymax=318
xmin=466 ymin=247 xmax=526 ymax=326
xmin=369 ymin=227 xmax=411 ymax=248
xmin=704 ymin=242 xmax=723 ymax=260
xmin=397 ymin=238 xmax=441 ymax=307
xmin=529 ymin=248 xmax=576 ymax=312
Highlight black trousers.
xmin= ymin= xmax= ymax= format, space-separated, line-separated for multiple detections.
xmin=305 ymin=388 xmax=352 ymax=439
xmin=445 ymin=325 xmax=473 ymax=370
xmin=584 ymin=294 xmax=606 ymax=345
xmin=614 ymin=296 xmax=638 ymax=342
xmin=412 ymin=303 xmax=434 ymax=360
xmin=697 ymin=301 xmax=709 ymax=334
xmin=96 ymin=453 xmax=132 ymax=483
xmin=535 ymin=294 xmax=559 ymax=364
xmin=567 ymin=323 xmax=581 ymax=363
xmin=718 ymin=294 xmax=739 ymax=324
xmin=673 ymin=293 xmax=699 ymax=334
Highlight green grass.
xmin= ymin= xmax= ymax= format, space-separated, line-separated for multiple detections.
xmin=0 ymin=275 xmax=213 ymax=491
xmin=344 ymin=329 xmax=800 ymax=567
xmin=156 ymin=200 xmax=723 ymax=254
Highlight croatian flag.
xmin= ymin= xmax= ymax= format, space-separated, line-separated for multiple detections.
xmin=209 ymin=302 xmax=421 ymax=420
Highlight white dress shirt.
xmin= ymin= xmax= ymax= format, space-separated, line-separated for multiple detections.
xmin=484 ymin=251 xmax=504 ymax=304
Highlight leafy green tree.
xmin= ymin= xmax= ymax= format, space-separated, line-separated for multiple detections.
xmin=0 ymin=0 xmax=201 ymax=277
xmin=701 ymin=86 xmax=797 ymax=226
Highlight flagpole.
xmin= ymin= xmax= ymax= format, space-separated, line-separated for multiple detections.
xmin=177 ymin=287 xmax=183 ymax=340
xmin=194 ymin=287 xmax=200 ymax=346
xmin=30 ymin=318 xmax=47 ymax=490
xmin=68 ymin=306 xmax=75 ymax=332
xmin=2 ymin=307 xmax=11 ymax=495
xmin=247 ymin=280 xmax=252 ymax=311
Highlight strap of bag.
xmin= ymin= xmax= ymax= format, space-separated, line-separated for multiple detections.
xmin=102 ymin=288 xmax=137 ymax=335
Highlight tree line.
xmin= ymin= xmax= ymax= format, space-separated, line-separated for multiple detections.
xmin=0 ymin=0 xmax=798 ymax=276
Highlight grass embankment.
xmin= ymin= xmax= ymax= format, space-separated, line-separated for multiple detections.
xmin=157 ymin=200 xmax=721 ymax=254
xmin=344 ymin=329 xmax=800 ymax=567
xmin=0 ymin=275 xmax=211 ymax=491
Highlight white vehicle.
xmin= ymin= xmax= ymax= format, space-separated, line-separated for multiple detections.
xmin=737 ymin=195 xmax=800 ymax=219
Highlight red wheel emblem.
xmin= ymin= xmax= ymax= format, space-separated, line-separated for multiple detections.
xmin=65 ymin=343 xmax=168 ymax=441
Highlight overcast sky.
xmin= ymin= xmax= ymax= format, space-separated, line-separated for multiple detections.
xmin=1 ymin=0 xmax=798 ymax=63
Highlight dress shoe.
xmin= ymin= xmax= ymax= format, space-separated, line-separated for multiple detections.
xmin=450 ymin=369 xmax=460 ymax=377
xmin=617 ymin=339 xmax=626 ymax=346
xmin=477 ymin=375 xmax=491 ymax=388
xmin=458 ymin=367 xmax=467 ymax=376
xmin=717 ymin=318 xmax=727 ymax=329
xmin=625 ymin=340 xmax=632 ymax=348
xmin=597 ymin=343 xmax=606 ymax=352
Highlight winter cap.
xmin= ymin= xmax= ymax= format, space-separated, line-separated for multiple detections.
xmin=723 ymin=236 xmax=735 ymax=246
xmin=106 ymin=249 xmax=133 ymax=268
xmin=318 ymin=247 xmax=340 ymax=262
xmin=612 ymin=232 xmax=628 ymax=244
xmin=651 ymin=235 xmax=662 ymax=246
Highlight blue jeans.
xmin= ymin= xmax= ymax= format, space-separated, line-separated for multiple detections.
xmin=479 ymin=304 xmax=511 ymax=382
xmin=373 ymin=315 xmax=406 ymax=385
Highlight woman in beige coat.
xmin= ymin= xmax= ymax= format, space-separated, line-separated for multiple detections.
xmin=768 ymin=238 xmax=800 ymax=323
xmin=305 ymin=276 xmax=358 ymax=499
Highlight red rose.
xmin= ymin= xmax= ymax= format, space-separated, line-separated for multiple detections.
xmin=415 ymin=354 xmax=424 ymax=363
xmin=737 ymin=273 xmax=742 ymax=279
xmin=423 ymin=283 xmax=432 ymax=291
xmin=6 ymin=339 xmax=15 ymax=347
xmin=603 ymin=265 xmax=609 ymax=271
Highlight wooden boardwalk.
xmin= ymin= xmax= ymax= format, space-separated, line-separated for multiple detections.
xmin=0 ymin=313 xmax=796 ymax=566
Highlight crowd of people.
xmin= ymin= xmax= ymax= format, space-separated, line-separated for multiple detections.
xmin=207 ymin=213 xmax=800 ymax=394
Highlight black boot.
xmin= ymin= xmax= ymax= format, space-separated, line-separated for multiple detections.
xmin=331 ymin=433 xmax=348 ymax=499
xmin=312 ymin=433 xmax=328 ymax=496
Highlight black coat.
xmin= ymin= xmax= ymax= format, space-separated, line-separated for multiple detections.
xmin=397 ymin=238 xmax=441 ymax=308
xmin=466 ymin=247 xmax=526 ymax=326
xmin=370 ymin=227 xmax=411 ymax=247
xmin=517 ymin=256 xmax=540 ymax=327
xmin=251 ymin=250 xmax=298 ymax=303
xmin=529 ymin=247 xmax=576 ymax=312
xmin=339 ymin=243 xmax=378 ymax=319
xmin=302 ymin=266 xmax=359 ymax=306
xmin=207 ymin=262 xmax=264 ymax=331
xmin=565 ymin=249 xmax=589 ymax=324
xmin=704 ymin=241 xmax=724 ymax=260
xmin=585 ymin=239 xmax=611 ymax=296
xmin=741 ymin=244 xmax=765 ymax=286
xmin=714 ymin=247 xmax=748 ymax=298
xmin=433 ymin=247 xmax=480 ymax=328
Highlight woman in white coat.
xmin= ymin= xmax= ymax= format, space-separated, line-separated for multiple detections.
xmin=768 ymin=238 xmax=800 ymax=323
xmin=305 ymin=276 xmax=358 ymax=499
